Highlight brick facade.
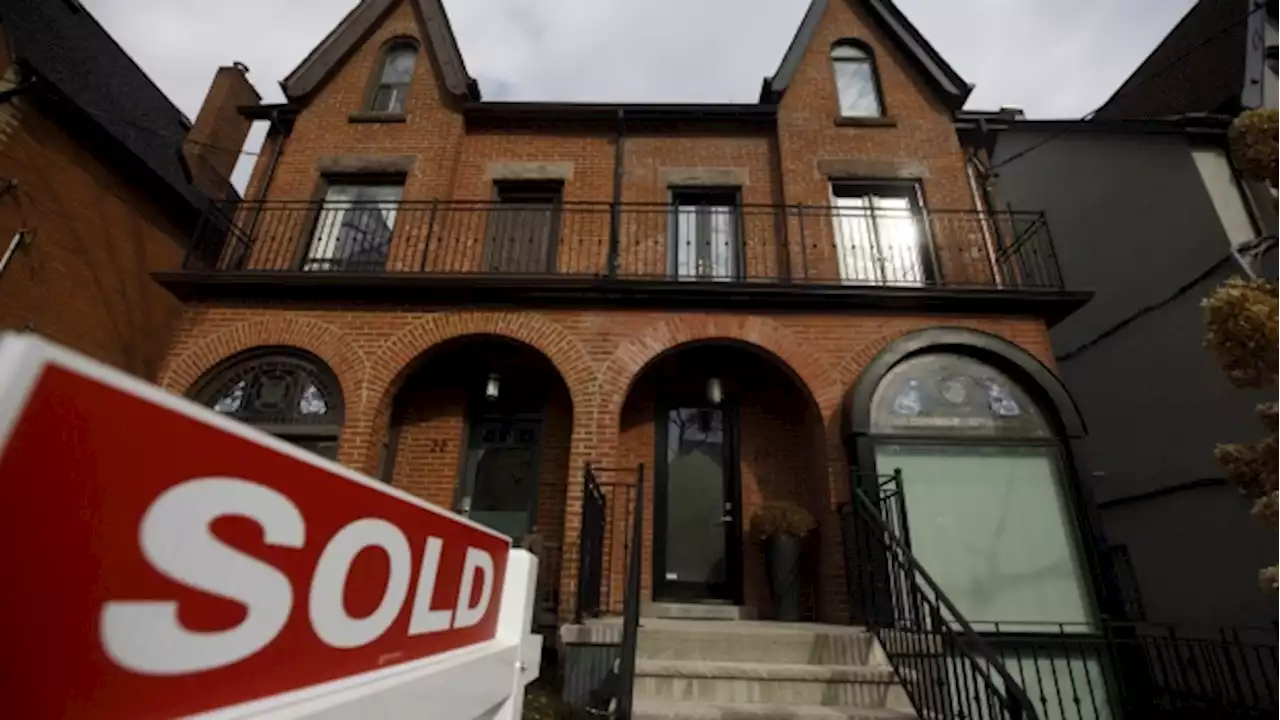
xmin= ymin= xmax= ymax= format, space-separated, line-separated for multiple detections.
xmin=159 ymin=306 xmax=1055 ymax=622
xmin=157 ymin=0 xmax=1063 ymax=623
xmin=0 ymin=31 xmax=188 ymax=381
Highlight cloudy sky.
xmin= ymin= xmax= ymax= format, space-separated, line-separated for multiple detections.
xmin=82 ymin=0 xmax=1195 ymax=186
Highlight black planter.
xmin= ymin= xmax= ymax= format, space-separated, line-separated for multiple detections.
xmin=764 ymin=534 xmax=804 ymax=621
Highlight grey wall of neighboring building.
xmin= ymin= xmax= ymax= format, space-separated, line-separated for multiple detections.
xmin=990 ymin=126 xmax=1277 ymax=627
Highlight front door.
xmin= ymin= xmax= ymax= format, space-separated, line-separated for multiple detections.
xmin=458 ymin=418 xmax=542 ymax=540
xmin=655 ymin=406 xmax=740 ymax=602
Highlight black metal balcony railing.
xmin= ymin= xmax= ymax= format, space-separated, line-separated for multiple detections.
xmin=187 ymin=200 xmax=1065 ymax=291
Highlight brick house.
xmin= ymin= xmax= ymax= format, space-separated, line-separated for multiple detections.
xmin=146 ymin=1 xmax=1218 ymax=716
xmin=0 ymin=0 xmax=252 ymax=380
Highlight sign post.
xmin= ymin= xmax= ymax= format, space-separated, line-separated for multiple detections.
xmin=0 ymin=332 xmax=541 ymax=719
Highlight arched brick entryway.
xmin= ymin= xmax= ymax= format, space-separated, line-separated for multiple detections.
xmin=158 ymin=316 xmax=368 ymax=410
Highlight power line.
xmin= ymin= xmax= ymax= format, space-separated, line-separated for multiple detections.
xmin=989 ymin=1 xmax=1269 ymax=173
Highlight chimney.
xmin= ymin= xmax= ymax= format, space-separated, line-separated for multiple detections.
xmin=184 ymin=62 xmax=261 ymax=196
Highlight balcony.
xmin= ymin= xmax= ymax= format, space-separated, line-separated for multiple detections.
xmin=164 ymin=200 xmax=1086 ymax=317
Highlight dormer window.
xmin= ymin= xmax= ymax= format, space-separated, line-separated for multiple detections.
xmin=832 ymin=41 xmax=883 ymax=118
xmin=366 ymin=39 xmax=418 ymax=113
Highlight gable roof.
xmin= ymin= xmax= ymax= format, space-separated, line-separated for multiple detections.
xmin=282 ymin=0 xmax=478 ymax=102
xmin=1093 ymin=0 xmax=1255 ymax=119
xmin=0 ymin=0 xmax=211 ymax=217
xmin=760 ymin=0 xmax=971 ymax=109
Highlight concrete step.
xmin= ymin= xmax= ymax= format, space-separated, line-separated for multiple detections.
xmin=633 ymin=659 xmax=902 ymax=707
xmin=633 ymin=699 xmax=916 ymax=720
xmin=635 ymin=619 xmax=876 ymax=666
xmin=643 ymin=602 xmax=758 ymax=620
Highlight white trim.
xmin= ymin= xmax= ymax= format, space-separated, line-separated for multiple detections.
xmin=0 ymin=332 xmax=510 ymax=543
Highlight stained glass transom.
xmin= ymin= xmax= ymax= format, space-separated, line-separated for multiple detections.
xmin=197 ymin=354 xmax=344 ymax=426
xmin=870 ymin=353 xmax=1050 ymax=437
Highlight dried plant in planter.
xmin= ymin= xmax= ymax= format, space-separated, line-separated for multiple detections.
xmin=750 ymin=501 xmax=817 ymax=540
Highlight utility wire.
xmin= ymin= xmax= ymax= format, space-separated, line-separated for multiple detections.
xmin=989 ymin=1 xmax=1269 ymax=173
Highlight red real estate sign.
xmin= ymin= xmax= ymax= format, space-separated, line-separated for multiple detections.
xmin=0 ymin=334 xmax=511 ymax=719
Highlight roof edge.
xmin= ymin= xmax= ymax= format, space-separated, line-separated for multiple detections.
xmin=762 ymin=0 xmax=971 ymax=109
xmin=281 ymin=0 xmax=477 ymax=102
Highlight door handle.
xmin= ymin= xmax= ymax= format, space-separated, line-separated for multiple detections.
xmin=715 ymin=515 xmax=733 ymax=525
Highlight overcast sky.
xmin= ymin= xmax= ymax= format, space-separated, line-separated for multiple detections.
xmin=82 ymin=0 xmax=1195 ymax=188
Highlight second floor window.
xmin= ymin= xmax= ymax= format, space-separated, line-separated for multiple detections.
xmin=830 ymin=183 xmax=930 ymax=286
xmin=367 ymin=40 xmax=418 ymax=113
xmin=305 ymin=182 xmax=404 ymax=272
xmin=832 ymin=42 xmax=882 ymax=118
xmin=670 ymin=189 xmax=741 ymax=281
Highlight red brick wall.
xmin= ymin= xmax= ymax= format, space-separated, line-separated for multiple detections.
xmin=0 ymin=31 xmax=188 ymax=381
xmin=259 ymin=0 xmax=466 ymax=203
xmin=156 ymin=0 xmax=1064 ymax=622
xmin=157 ymin=306 xmax=1058 ymax=622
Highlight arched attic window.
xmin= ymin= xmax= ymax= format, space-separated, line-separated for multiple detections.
xmin=831 ymin=41 xmax=883 ymax=118
xmin=365 ymin=38 xmax=419 ymax=113
xmin=193 ymin=348 xmax=345 ymax=460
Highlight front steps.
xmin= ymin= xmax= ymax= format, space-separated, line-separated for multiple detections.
xmin=626 ymin=615 xmax=914 ymax=720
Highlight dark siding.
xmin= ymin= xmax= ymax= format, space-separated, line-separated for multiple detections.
xmin=991 ymin=127 xmax=1277 ymax=627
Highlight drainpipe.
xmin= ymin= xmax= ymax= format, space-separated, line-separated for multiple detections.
xmin=0 ymin=228 xmax=32 ymax=278
xmin=255 ymin=110 xmax=287 ymax=203
xmin=606 ymin=109 xmax=626 ymax=277
xmin=242 ymin=108 xmax=289 ymax=251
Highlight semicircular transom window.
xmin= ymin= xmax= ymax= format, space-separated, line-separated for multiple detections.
xmin=870 ymin=352 xmax=1050 ymax=438
xmin=198 ymin=353 xmax=344 ymax=428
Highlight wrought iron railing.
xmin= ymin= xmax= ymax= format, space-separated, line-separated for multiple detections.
xmin=184 ymin=199 xmax=1065 ymax=291
xmin=844 ymin=470 xmax=1279 ymax=720
xmin=574 ymin=463 xmax=645 ymax=719
xmin=970 ymin=620 xmax=1278 ymax=720
xmin=843 ymin=470 xmax=1039 ymax=720
xmin=576 ymin=463 xmax=641 ymax=622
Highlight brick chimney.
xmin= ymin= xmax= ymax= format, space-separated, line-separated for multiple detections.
xmin=183 ymin=62 xmax=261 ymax=197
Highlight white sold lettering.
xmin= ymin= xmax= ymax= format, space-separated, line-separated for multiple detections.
xmin=409 ymin=537 xmax=453 ymax=634
xmin=309 ymin=518 xmax=412 ymax=649
xmin=99 ymin=477 xmax=497 ymax=675
xmin=100 ymin=477 xmax=304 ymax=675
xmin=453 ymin=547 xmax=493 ymax=630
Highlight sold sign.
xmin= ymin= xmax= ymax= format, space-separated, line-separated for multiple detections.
xmin=0 ymin=334 xmax=511 ymax=718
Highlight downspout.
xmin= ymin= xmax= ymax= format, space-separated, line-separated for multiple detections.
xmin=606 ymin=108 xmax=626 ymax=277
xmin=769 ymin=113 xmax=791 ymax=281
xmin=242 ymin=109 xmax=288 ymax=259
xmin=965 ymin=150 xmax=1003 ymax=286
xmin=255 ymin=109 xmax=288 ymax=203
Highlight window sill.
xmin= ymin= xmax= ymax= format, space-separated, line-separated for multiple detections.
xmin=834 ymin=116 xmax=897 ymax=128
xmin=348 ymin=111 xmax=407 ymax=124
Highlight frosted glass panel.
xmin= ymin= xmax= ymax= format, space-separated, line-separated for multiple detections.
xmin=876 ymin=444 xmax=1094 ymax=628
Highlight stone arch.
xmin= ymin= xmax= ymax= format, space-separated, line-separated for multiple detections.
xmin=592 ymin=315 xmax=839 ymax=461
xmin=367 ymin=311 xmax=594 ymax=420
xmin=158 ymin=316 xmax=369 ymax=410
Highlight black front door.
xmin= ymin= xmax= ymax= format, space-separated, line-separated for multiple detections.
xmin=458 ymin=418 xmax=542 ymax=540
xmin=655 ymin=406 xmax=740 ymax=602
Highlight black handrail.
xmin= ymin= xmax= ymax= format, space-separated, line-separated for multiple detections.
xmin=576 ymin=463 xmax=606 ymax=623
xmin=181 ymin=199 xmax=1067 ymax=291
xmin=572 ymin=464 xmax=645 ymax=719
xmin=616 ymin=464 xmax=644 ymax=720
xmin=845 ymin=469 xmax=1039 ymax=720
